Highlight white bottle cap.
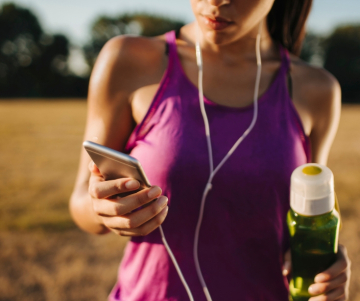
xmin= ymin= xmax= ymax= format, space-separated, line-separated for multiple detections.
xmin=290 ymin=163 xmax=335 ymax=216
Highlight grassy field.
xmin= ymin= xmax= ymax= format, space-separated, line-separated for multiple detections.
xmin=0 ymin=100 xmax=359 ymax=300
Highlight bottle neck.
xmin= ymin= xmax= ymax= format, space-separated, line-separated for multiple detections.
xmin=291 ymin=208 xmax=336 ymax=218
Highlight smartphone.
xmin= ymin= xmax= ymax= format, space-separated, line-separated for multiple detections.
xmin=83 ymin=141 xmax=151 ymax=192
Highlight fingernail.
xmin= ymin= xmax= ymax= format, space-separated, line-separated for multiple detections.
xmin=308 ymin=285 xmax=319 ymax=295
xmin=314 ymin=274 xmax=327 ymax=282
xmin=125 ymin=180 xmax=139 ymax=189
xmin=157 ymin=196 xmax=168 ymax=207
xmin=282 ymin=261 xmax=291 ymax=276
xmin=148 ymin=186 xmax=162 ymax=199
xmin=162 ymin=206 xmax=169 ymax=215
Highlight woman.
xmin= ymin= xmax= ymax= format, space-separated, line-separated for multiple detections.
xmin=70 ymin=0 xmax=351 ymax=300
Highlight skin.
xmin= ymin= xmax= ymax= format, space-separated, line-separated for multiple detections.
xmin=70 ymin=0 xmax=351 ymax=299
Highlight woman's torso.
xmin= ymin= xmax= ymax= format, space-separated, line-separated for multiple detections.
xmin=109 ymin=30 xmax=310 ymax=301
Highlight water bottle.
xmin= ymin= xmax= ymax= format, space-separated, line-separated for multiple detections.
xmin=287 ymin=163 xmax=340 ymax=301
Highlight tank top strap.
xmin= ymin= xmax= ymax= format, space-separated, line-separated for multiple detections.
xmin=278 ymin=43 xmax=291 ymax=74
xmin=125 ymin=31 xmax=177 ymax=151
xmin=277 ymin=44 xmax=311 ymax=163
xmin=164 ymin=30 xmax=179 ymax=73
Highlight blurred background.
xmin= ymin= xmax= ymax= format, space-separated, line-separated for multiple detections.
xmin=0 ymin=0 xmax=359 ymax=300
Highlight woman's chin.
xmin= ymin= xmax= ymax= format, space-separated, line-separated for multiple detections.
xmin=203 ymin=30 xmax=236 ymax=46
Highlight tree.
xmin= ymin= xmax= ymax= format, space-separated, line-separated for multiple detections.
xmin=0 ymin=3 xmax=88 ymax=97
xmin=323 ymin=25 xmax=360 ymax=103
xmin=84 ymin=13 xmax=185 ymax=68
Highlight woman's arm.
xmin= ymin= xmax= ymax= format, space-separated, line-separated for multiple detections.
xmin=70 ymin=36 xmax=134 ymax=234
xmin=69 ymin=35 xmax=168 ymax=235
xmin=286 ymin=61 xmax=351 ymax=301
xmin=306 ymin=68 xmax=350 ymax=301
xmin=290 ymin=57 xmax=341 ymax=165
xmin=305 ymin=69 xmax=350 ymax=301
xmin=306 ymin=69 xmax=341 ymax=165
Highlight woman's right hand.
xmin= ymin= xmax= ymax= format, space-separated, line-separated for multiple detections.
xmin=88 ymin=161 xmax=169 ymax=236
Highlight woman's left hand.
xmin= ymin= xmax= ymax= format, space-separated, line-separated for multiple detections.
xmin=282 ymin=244 xmax=351 ymax=301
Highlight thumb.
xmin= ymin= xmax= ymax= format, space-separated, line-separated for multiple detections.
xmin=282 ymin=249 xmax=292 ymax=276
xmin=88 ymin=160 xmax=101 ymax=175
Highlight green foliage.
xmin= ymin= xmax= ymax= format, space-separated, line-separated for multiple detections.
xmin=84 ymin=13 xmax=184 ymax=68
xmin=0 ymin=2 xmax=42 ymax=44
xmin=0 ymin=3 xmax=88 ymax=97
xmin=323 ymin=25 xmax=360 ymax=103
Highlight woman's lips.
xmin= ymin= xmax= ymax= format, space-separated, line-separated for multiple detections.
xmin=202 ymin=15 xmax=233 ymax=31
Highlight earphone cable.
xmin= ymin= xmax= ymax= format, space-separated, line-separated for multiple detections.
xmin=159 ymin=225 xmax=195 ymax=301
xmin=158 ymin=20 xmax=263 ymax=301
xmin=193 ymin=20 xmax=263 ymax=301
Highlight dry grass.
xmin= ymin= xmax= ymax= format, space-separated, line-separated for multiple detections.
xmin=327 ymin=105 xmax=360 ymax=300
xmin=0 ymin=231 xmax=126 ymax=301
xmin=0 ymin=100 xmax=359 ymax=300
xmin=0 ymin=100 xmax=128 ymax=301
xmin=0 ymin=100 xmax=86 ymax=232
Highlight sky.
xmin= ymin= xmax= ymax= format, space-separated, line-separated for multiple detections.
xmin=1 ymin=0 xmax=359 ymax=76
xmin=1 ymin=0 xmax=360 ymax=46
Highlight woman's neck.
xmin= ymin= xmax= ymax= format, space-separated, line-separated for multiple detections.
xmin=183 ymin=21 xmax=278 ymax=63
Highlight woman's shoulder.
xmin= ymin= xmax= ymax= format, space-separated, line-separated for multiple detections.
xmin=288 ymin=53 xmax=341 ymax=134
xmin=89 ymin=34 xmax=168 ymax=103
xmin=289 ymin=53 xmax=341 ymax=110
xmin=288 ymin=53 xmax=341 ymax=162
xmin=99 ymin=34 xmax=167 ymax=67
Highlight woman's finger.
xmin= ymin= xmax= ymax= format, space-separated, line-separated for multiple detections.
xmin=282 ymin=249 xmax=292 ymax=276
xmin=314 ymin=246 xmax=349 ymax=283
xmin=116 ymin=186 xmax=162 ymax=213
xmin=113 ymin=206 xmax=169 ymax=237
xmin=308 ymin=286 xmax=345 ymax=301
xmin=93 ymin=186 xmax=162 ymax=216
xmin=89 ymin=177 xmax=141 ymax=199
xmin=309 ymin=272 xmax=347 ymax=296
xmin=101 ymin=196 xmax=168 ymax=229
xmin=88 ymin=160 xmax=101 ymax=174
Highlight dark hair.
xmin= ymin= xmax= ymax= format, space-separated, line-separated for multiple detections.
xmin=267 ymin=0 xmax=313 ymax=55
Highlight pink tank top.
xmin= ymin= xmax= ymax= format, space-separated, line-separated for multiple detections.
xmin=109 ymin=30 xmax=310 ymax=301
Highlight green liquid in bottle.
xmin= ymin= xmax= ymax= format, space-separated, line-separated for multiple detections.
xmin=287 ymin=208 xmax=340 ymax=301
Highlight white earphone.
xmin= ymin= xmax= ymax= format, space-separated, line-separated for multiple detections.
xmin=159 ymin=20 xmax=263 ymax=301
